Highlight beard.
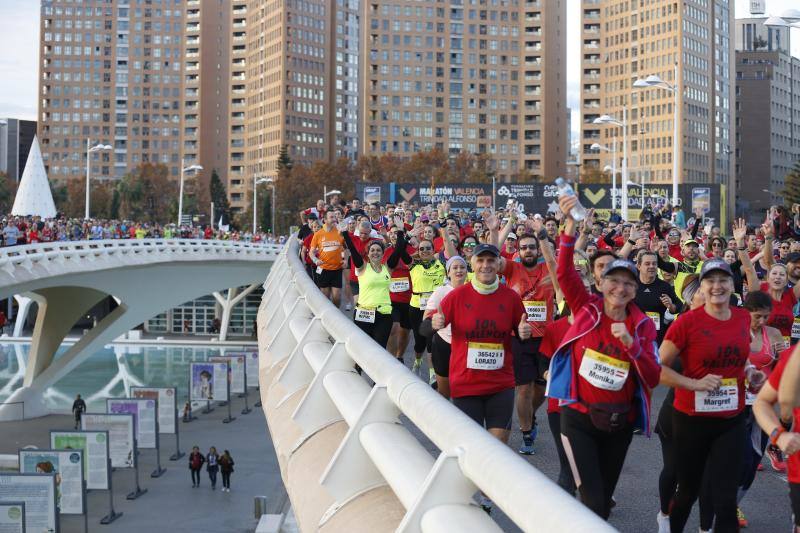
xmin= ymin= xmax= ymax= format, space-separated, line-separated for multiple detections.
xmin=520 ymin=255 xmax=539 ymax=267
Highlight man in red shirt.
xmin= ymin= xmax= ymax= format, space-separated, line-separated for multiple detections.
xmin=500 ymin=229 xmax=556 ymax=455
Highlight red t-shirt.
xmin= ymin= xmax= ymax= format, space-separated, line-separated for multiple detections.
xmin=567 ymin=313 xmax=639 ymax=417
xmin=665 ymin=307 xmax=751 ymax=417
xmin=760 ymin=282 xmax=797 ymax=338
xmin=540 ymin=316 xmax=572 ymax=414
xmin=302 ymin=233 xmax=315 ymax=265
xmin=502 ymin=261 xmax=555 ymax=338
xmin=439 ymin=283 xmax=526 ymax=398
xmin=767 ymin=349 xmax=800 ymax=483
xmin=383 ymin=246 xmax=413 ymax=304
xmin=500 ymin=243 xmax=516 ymax=261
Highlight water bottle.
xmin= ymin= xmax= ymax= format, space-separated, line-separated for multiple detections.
xmin=554 ymin=177 xmax=587 ymax=221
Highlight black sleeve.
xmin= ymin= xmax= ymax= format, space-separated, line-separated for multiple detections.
xmin=342 ymin=231 xmax=364 ymax=269
xmin=396 ymin=231 xmax=412 ymax=264
xmin=690 ymin=217 xmax=701 ymax=239
xmin=386 ymin=233 xmax=406 ymax=269
xmin=657 ymin=255 xmax=677 ymax=274
xmin=603 ymin=229 xmax=617 ymax=247
xmin=652 ymin=213 xmax=664 ymax=239
xmin=730 ymin=259 xmax=742 ymax=271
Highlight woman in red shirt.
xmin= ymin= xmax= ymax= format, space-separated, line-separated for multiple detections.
xmin=548 ymin=195 xmax=660 ymax=520
xmin=659 ymin=252 xmax=752 ymax=533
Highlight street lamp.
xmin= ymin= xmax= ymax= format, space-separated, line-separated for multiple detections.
xmin=593 ymin=112 xmax=629 ymax=220
xmin=634 ymin=63 xmax=680 ymax=207
xmin=178 ymin=159 xmax=203 ymax=227
xmin=262 ymin=177 xmax=276 ymax=236
xmin=85 ymin=139 xmax=112 ymax=219
xmin=253 ymin=176 xmax=270 ymax=233
xmin=591 ymin=141 xmax=618 ymax=211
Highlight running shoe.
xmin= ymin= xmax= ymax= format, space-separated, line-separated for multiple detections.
xmin=519 ymin=434 xmax=534 ymax=455
xmin=428 ymin=368 xmax=436 ymax=386
xmin=656 ymin=512 xmax=670 ymax=533
xmin=737 ymin=507 xmax=748 ymax=528
xmin=479 ymin=495 xmax=493 ymax=514
xmin=345 ymin=304 xmax=352 ymax=311
xmin=412 ymin=357 xmax=422 ymax=374
xmin=757 ymin=462 xmax=764 ymax=472
xmin=767 ymin=444 xmax=787 ymax=472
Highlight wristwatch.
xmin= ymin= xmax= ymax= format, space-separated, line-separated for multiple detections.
xmin=770 ymin=426 xmax=786 ymax=446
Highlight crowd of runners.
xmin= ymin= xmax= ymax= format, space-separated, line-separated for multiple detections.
xmin=298 ymin=194 xmax=800 ymax=532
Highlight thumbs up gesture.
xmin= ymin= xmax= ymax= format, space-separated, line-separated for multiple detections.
xmin=432 ymin=308 xmax=446 ymax=331
xmin=610 ymin=322 xmax=633 ymax=348
xmin=518 ymin=313 xmax=532 ymax=340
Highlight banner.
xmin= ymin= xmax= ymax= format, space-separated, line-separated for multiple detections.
xmin=494 ymin=183 xmax=559 ymax=215
xmin=0 ymin=474 xmax=57 ymax=533
xmin=0 ymin=502 xmax=24 ymax=533
xmin=50 ymin=430 xmax=109 ymax=490
xmin=81 ymin=413 xmax=135 ymax=468
xmin=244 ymin=350 xmax=259 ymax=388
xmin=190 ymin=362 xmax=229 ymax=402
xmin=215 ymin=354 xmax=246 ymax=394
xmin=357 ymin=182 xmax=493 ymax=210
xmin=107 ymin=398 xmax=158 ymax=449
xmin=131 ymin=387 xmax=177 ymax=435
xmin=19 ymin=450 xmax=84 ymax=515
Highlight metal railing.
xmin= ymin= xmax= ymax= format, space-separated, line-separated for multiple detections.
xmin=258 ymin=237 xmax=615 ymax=532
xmin=0 ymin=239 xmax=282 ymax=275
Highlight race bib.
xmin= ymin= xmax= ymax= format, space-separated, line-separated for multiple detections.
xmin=578 ymin=348 xmax=630 ymax=392
xmin=322 ymin=242 xmax=340 ymax=252
xmin=419 ymin=292 xmax=432 ymax=309
xmin=647 ymin=312 xmax=661 ymax=331
xmin=390 ymin=278 xmax=410 ymax=293
xmin=695 ymin=378 xmax=739 ymax=413
xmin=467 ymin=342 xmax=504 ymax=370
xmin=354 ymin=307 xmax=376 ymax=323
xmin=316 ymin=266 xmax=323 ymax=275
xmin=792 ymin=318 xmax=800 ymax=340
xmin=523 ymin=300 xmax=547 ymax=322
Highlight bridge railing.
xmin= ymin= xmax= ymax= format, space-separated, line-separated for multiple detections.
xmin=0 ymin=239 xmax=282 ymax=273
xmin=258 ymin=237 xmax=615 ymax=532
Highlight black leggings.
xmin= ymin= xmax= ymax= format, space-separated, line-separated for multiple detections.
xmin=560 ymin=407 xmax=633 ymax=519
xmin=221 ymin=471 xmax=231 ymax=489
xmin=191 ymin=469 xmax=201 ymax=485
xmin=353 ymin=310 xmax=393 ymax=349
xmin=547 ymin=411 xmax=576 ymax=494
xmin=430 ymin=333 xmax=451 ymax=377
xmin=669 ymin=410 xmax=747 ymax=533
xmin=408 ymin=306 xmax=430 ymax=354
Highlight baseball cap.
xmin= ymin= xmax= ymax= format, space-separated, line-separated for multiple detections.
xmin=506 ymin=232 xmax=518 ymax=240
xmin=786 ymin=252 xmax=800 ymax=264
xmin=683 ymin=239 xmax=699 ymax=247
xmin=601 ymin=258 xmax=639 ymax=279
xmin=699 ymin=258 xmax=733 ymax=281
xmin=473 ymin=243 xmax=501 ymax=257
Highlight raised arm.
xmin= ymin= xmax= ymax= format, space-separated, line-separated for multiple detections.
xmin=497 ymin=205 xmax=517 ymax=245
xmin=575 ymin=208 xmax=594 ymax=251
xmin=386 ymin=231 xmax=409 ymax=270
xmin=556 ymin=195 xmax=590 ymax=312
xmin=733 ymin=219 xmax=759 ymax=292
xmin=341 ymin=231 xmax=366 ymax=273
xmin=761 ymin=218 xmax=775 ymax=270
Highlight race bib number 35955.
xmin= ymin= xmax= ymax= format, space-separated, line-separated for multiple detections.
xmin=578 ymin=348 xmax=630 ymax=391
xmin=467 ymin=342 xmax=504 ymax=370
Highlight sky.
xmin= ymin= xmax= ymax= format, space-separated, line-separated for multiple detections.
xmin=0 ymin=0 xmax=798 ymax=131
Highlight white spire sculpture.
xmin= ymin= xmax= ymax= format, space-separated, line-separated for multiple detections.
xmin=11 ymin=135 xmax=56 ymax=218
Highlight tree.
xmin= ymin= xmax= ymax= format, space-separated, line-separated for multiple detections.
xmin=117 ymin=163 xmax=176 ymax=223
xmin=0 ymin=172 xmax=16 ymax=214
xmin=209 ymin=169 xmax=231 ymax=227
xmin=783 ymin=160 xmax=800 ymax=207
xmin=277 ymin=145 xmax=293 ymax=172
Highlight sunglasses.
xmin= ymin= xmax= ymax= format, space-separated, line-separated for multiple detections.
xmin=462 ymin=243 xmax=477 ymax=248
xmin=418 ymin=246 xmax=433 ymax=251
xmin=519 ymin=245 xmax=538 ymax=250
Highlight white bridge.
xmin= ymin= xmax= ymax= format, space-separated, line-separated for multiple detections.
xmin=0 ymin=238 xmax=280 ymax=419
xmin=257 ymin=238 xmax=613 ymax=532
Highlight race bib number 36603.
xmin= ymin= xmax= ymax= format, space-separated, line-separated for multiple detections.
xmin=467 ymin=342 xmax=504 ymax=370
xmin=523 ymin=300 xmax=547 ymax=322
xmin=578 ymin=348 xmax=630 ymax=391
xmin=695 ymin=378 xmax=739 ymax=413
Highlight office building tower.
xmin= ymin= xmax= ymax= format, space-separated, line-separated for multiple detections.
xmin=0 ymin=119 xmax=37 ymax=183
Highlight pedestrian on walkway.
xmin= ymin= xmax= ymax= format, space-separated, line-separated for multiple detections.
xmin=189 ymin=446 xmax=205 ymax=488
xmin=219 ymin=450 xmax=235 ymax=492
xmin=71 ymin=394 xmax=86 ymax=430
xmin=206 ymin=446 xmax=219 ymax=490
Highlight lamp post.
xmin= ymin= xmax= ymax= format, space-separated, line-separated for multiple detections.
xmin=85 ymin=139 xmax=112 ymax=219
xmin=253 ymin=176 xmax=270 ymax=233
xmin=264 ymin=177 xmax=276 ymax=236
xmin=591 ymin=140 xmax=618 ymax=211
xmin=178 ymin=160 xmax=203 ymax=227
xmin=633 ymin=63 xmax=680 ymax=207
xmin=593 ymin=111 xmax=628 ymax=220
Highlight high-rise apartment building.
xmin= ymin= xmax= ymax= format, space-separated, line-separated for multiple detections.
xmin=39 ymin=0 xmax=185 ymax=184
xmin=360 ymin=0 xmax=567 ymax=181
xmin=0 ymin=119 xmax=37 ymax=182
xmin=579 ymin=0 xmax=735 ymax=192
xmin=734 ymin=17 xmax=800 ymax=218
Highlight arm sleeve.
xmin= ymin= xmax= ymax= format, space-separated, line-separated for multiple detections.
xmin=342 ymin=231 xmax=364 ymax=269
xmin=386 ymin=235 xmax=406 ymax=270
xmin=657 ymin=255 xmax=677 ymax=274
xmin=653 ymin=214 xmax=665 ymax=239
xmin=603 ymin=229 xmax=617 ymax=247
xmin=395 ymin=232 xmax=412 ymax=264
xmin=556 ymin=234 xmax=590 ymax=312
xmin=690 ymin=217 xmax=701 ymax=239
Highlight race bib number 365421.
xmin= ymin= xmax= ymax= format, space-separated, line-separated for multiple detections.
xmin=467 ymin=342 xmax=504 ymax=370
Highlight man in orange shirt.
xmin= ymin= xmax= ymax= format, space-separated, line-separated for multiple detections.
xmin=310 ymin=211 xmax=345 ymax=307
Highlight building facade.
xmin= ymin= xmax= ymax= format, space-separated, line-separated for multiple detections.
xmin=0 ymin=119 xmax=37 ymax=183
xmin=359 ymin=0 xmax=567 ymax=181
xmin=579 ymin=0 xmax=735 ymax=195
xmin=734 ymin=18 xmax=800 ymax=219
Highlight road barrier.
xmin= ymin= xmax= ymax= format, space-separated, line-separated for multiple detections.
xmin=257 ymin=237 xmax=616 ymax=532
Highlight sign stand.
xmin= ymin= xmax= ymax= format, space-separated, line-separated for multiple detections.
xmin=100 ymin=458 xmax=122 ymax=524
xmin=222 ymin=387 xmax=236 ymax=424
xmin=126 ymin=441 xmax=147 ymax=500
xmin=241 ymin=367 xmax=251 ymax=415
xmin=170 ymin=408 xmax=185 ymax=460
xmin=150 ymin=422 xmax=166 ymax=478
xmin=82 ymin=481 xmax=89 ymax=533
xmin=202 ymin=399 xmax=214 ymax=414
xmin=254 ymin=385 xmax=262 ymax=407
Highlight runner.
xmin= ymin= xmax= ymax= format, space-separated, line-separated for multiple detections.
xmin=300 ymin=218 xmax=321 ymax=280
xmin=421 ymin=255 xmax=469 ymax=397
xmin=753 ymin=344 xmax=800 ymax=533
xmin=309 ymin=211 xmax=345 ymax=307
xmin=432 ymin=242 xmax=530 ymax=513
xmin=346 ymin=220 xmax=378 ymax=308
xmin=384 ymin=224 xmax=414 ymax=363
xmin=408 ymin=237 xmax=446 ymax=380
xmin=548 ymin=195 xmax=660 ymax=519
xmin=632 ymin=250 xmax=679 ymax=343
xmin=659 ymin=257 xmax=752 ymax=533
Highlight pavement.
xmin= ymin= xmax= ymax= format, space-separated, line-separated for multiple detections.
xmin=0 ymin=390 xmax=286 ymax=533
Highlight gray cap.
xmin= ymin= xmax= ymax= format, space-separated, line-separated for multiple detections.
xmin=698 ymin=258 xmax=733 ymax=281
xmin=602 ymin=258 xmax=639 ymax=279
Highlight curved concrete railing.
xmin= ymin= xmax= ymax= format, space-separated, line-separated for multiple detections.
xmin=257 ymin=237 xmax=615 ymax=532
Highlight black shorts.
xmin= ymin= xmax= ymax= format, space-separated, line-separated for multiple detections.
xmin=453 ymin=388 xmax=515 ymax=430
xmin=512 ymin=337 xmax=548 ymax=386
xmin=431 ymin=333 xmax=451 ymax=377
xmin=315 ymin=268 xmax=343 ymax=289
xmin=349 ymin=280 xmax=359 ymax=295
xmin=391 ymin=301 xmax=411 ymax=329
xmin=791 ymin=483 xmax=800 ymax=527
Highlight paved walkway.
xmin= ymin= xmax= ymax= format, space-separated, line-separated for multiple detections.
xmin=0 ymin=390 xmax=286 ymax=533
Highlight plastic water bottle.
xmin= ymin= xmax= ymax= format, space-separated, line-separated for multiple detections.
xmin=554 ymin=177 xmax=587 ymax=221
